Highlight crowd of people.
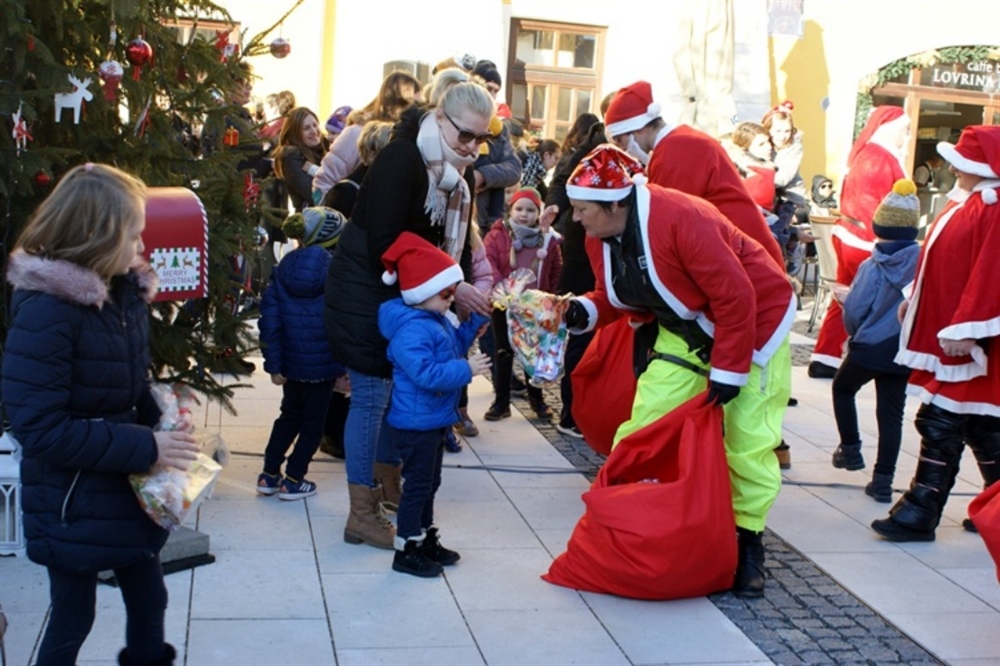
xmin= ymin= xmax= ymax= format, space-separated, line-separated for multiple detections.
xmin=3 ymin=54 xmax=998 ymax=662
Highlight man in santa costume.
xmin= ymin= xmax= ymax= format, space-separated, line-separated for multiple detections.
xmin=603 ymin=80 xmax=795 ymax=468
xmin=603 ymin=80 xmax=785 ymax=270
xmin=810 ymin=107 xmax=910 ymax=378
xmin=564 ymin=145 xmax=796 ymax=597
xmin=872 ymin=125 xmax=1000 ymax=542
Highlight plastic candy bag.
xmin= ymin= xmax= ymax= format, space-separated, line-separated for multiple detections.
xmin=130 ymin=383 xmax=222 ymax=530
xmin=492 ymin=268 xmax=570 ymax=386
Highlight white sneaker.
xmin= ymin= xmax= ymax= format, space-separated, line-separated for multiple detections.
xmin=555 ymin=423 xmax=584 ymax=439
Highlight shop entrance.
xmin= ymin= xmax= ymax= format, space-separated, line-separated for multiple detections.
xmin=870 ymin=53 xmax=1000 ymax=223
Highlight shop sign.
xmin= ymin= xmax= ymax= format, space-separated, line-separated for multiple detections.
xmin=920 ymin=60 xmax=1000 ymax=93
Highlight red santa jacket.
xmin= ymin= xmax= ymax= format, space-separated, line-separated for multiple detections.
xmin=647 ymin=125 xmax=786 ymax=270
xmin=840 ymin=142 xmax=905 ymax=225
xmin=897 ymin=184 xmax=1000 ymax=415
xmin=576 ymin=182 xmax=796 ymax=387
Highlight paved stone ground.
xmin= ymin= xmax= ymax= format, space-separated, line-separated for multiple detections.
xmin=499 ymin=294 xmax=942 ymax=665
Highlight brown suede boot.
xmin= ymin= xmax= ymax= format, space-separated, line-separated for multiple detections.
xmin=344 ymin=483 xmax=396 ymax=549
xmin=373 ymin=462 xmax=402 ymax=513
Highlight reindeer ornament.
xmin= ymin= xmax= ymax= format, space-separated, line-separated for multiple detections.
xmin=54 ymin=74 xmax=94 ymax=124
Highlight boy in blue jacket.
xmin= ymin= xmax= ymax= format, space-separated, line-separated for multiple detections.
xmin=378 ymin=232 xmax=491 ymax=577
xmin=830 ymin=180 xmax=921 ymax=503
xmin=256 ymin=207 xmax=347 ymax=500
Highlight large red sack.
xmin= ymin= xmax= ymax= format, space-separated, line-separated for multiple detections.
xmin=969 ymin=482 xmax=1000 ymax=582
xmin=543 ymin=393 xmax=737 ymax=600
xmin=571 ymin=318 xmax=638 ymax=455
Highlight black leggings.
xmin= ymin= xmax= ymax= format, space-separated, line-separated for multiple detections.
xmin=38 ymin=555 xmax=169 ymax=665
xmin=832 ymin=355 xmax=908 ymax=476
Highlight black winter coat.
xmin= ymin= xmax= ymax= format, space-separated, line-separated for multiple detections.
xmin=325 ymin=105 xmax=473 ymax=378
xmin=551 ymin=123 xmax=606 ymax=296
xmin=2 ymin=251 xmax=167 ymax=573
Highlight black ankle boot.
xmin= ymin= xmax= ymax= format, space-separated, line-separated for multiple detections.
xmin=392 ymin=538 xmax=443 ymax=578
xmin=419 ymin=527 xmax=460 ymax=565
xmin=118 ymin=644 xmax=177 ymax=666
xmin=733 ymin=528 xmax=766 ymax=598
xmin=865 ymin=472 xmax=894 ymax=503
xmin=832 ymin=443 xmax=865 ymax=470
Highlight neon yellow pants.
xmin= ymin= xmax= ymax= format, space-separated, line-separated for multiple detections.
xmin=612 ymin=327 xmax=791 ymax=532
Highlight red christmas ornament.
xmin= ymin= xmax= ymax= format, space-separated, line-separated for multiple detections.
xmin=243 ymin=173 xmax=261 ymax=211
xmin=98 ymin=60 xmax=124 ymax=102
xmin=35 ymin=171 xmax=51 ymax=186
xmin=223 ymin=127 xmax=240 ymax=147
xmin=269 ymin=38 xmax=291 ymax=59
xmin=27 ymin=34 xmax=35 ymax=51
xmin=126 ymin=37 xmax=153 ymax=81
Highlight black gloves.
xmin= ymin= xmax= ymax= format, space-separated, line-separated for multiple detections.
xmin=706 ymin=380 xmax=740 ymax=406
xmin=564 ymin=299 xmax=589 ymax=329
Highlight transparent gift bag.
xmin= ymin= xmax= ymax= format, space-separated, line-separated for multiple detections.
xmin=129 ymin=383 xmax=222 ymax=530
xmin=491 ymin=268 xmax=571 ymax=386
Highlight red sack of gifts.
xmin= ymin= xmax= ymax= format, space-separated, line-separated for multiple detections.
xmin=571 ymin=317 xmax=639 ymax=455
xmin=968 ymin=481 xmax=1000 ymax=582
xmin=543 ymin=393 xmax=737 ymax=600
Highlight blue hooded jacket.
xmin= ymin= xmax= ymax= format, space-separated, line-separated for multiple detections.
xmin=843 ymin=240 xmax=920 ymax=372
xmin=258 ymin=246 xmax=343 ymax=381
xmin=378 ymin=298 xmax=487 ymax=430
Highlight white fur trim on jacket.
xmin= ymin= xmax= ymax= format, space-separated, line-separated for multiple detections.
xmin=5 ymin=250 xmax=158 ymax=307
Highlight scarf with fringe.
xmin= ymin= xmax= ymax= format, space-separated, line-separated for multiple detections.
xmin=416 ymin=113 xmax=476 ymax=261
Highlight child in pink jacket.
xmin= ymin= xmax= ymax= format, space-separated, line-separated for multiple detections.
xmin=483 ymin=187 xmax=562 ymax=421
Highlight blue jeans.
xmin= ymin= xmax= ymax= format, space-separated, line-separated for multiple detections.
xmin=263 ymin=379 xmax=335 ymax=481
xmin=391 ymin=425 xmax=446 ymax=540
xmin=344 ymin=369 xmax=398 ymax=486
xmin=38 ymin=555 xmax=169 ymax=664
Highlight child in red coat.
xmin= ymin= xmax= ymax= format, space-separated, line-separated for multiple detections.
xmin=483 ymin=187 xmax=563 ymax=421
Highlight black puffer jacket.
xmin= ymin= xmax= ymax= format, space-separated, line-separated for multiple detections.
xmin=2 ymin=251 xmax=166 ymax=573
xmin=325 ymin=105 xmax=473 ymax=378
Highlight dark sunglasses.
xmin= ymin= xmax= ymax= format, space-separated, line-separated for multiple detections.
xmin=443 ymin=112 xmax=491 ymax=144
xmin=438 ymin=285 xmax=458 ymax=300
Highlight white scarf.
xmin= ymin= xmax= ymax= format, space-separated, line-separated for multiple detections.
xmin=416 ymin=113 xmax=476 ymax=261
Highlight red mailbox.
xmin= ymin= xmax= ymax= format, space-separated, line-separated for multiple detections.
xmin=142 ymin=187 xmax=209 ymax=302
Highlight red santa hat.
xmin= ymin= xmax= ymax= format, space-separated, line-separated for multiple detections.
xmin=604 ymin=81 xmax=662 ymax=139
xmin=566 ymin=145 xmax=646 ymax=202
xmin=381 ymin=232 xmax=465 ymax=305
xmin=939 ymin=125 xmax=1000 ymax=205
xmin=938 ymin=125 xmax=1000 ymax=180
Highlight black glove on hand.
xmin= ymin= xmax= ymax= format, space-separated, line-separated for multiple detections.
xmin=706 ymin=380 xmax=740 ymax=406
xmin=564 ymin=299 xmax=588 ymax=329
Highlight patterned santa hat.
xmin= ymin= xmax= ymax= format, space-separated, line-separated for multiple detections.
xmin=566 ymin=145 xmax=646 ymax=202
xmin=381 ymin=232 xmax=465 ymax=305
xmin=937 ymin=125 xmax=1000 ymax=205
xmin=604 ymin=81 xmax=662 ymax=139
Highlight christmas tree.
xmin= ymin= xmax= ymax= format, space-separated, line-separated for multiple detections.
xmin=1 ymin=0 xmax=303 ymax=410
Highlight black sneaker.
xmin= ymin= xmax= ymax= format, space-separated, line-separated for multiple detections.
xmin=807 ymin=361 xmax=837 ymax=379
xmin=871 ymin=517 xmax=935 ymax=542
xmin=510 ymin=375 xmax=528 ymax=398
xmin=393 ymin=540 xmax=443 ymax=578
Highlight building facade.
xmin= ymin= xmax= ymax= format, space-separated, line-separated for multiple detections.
xmin=218 ymin=0 xmax=999 ymax=190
